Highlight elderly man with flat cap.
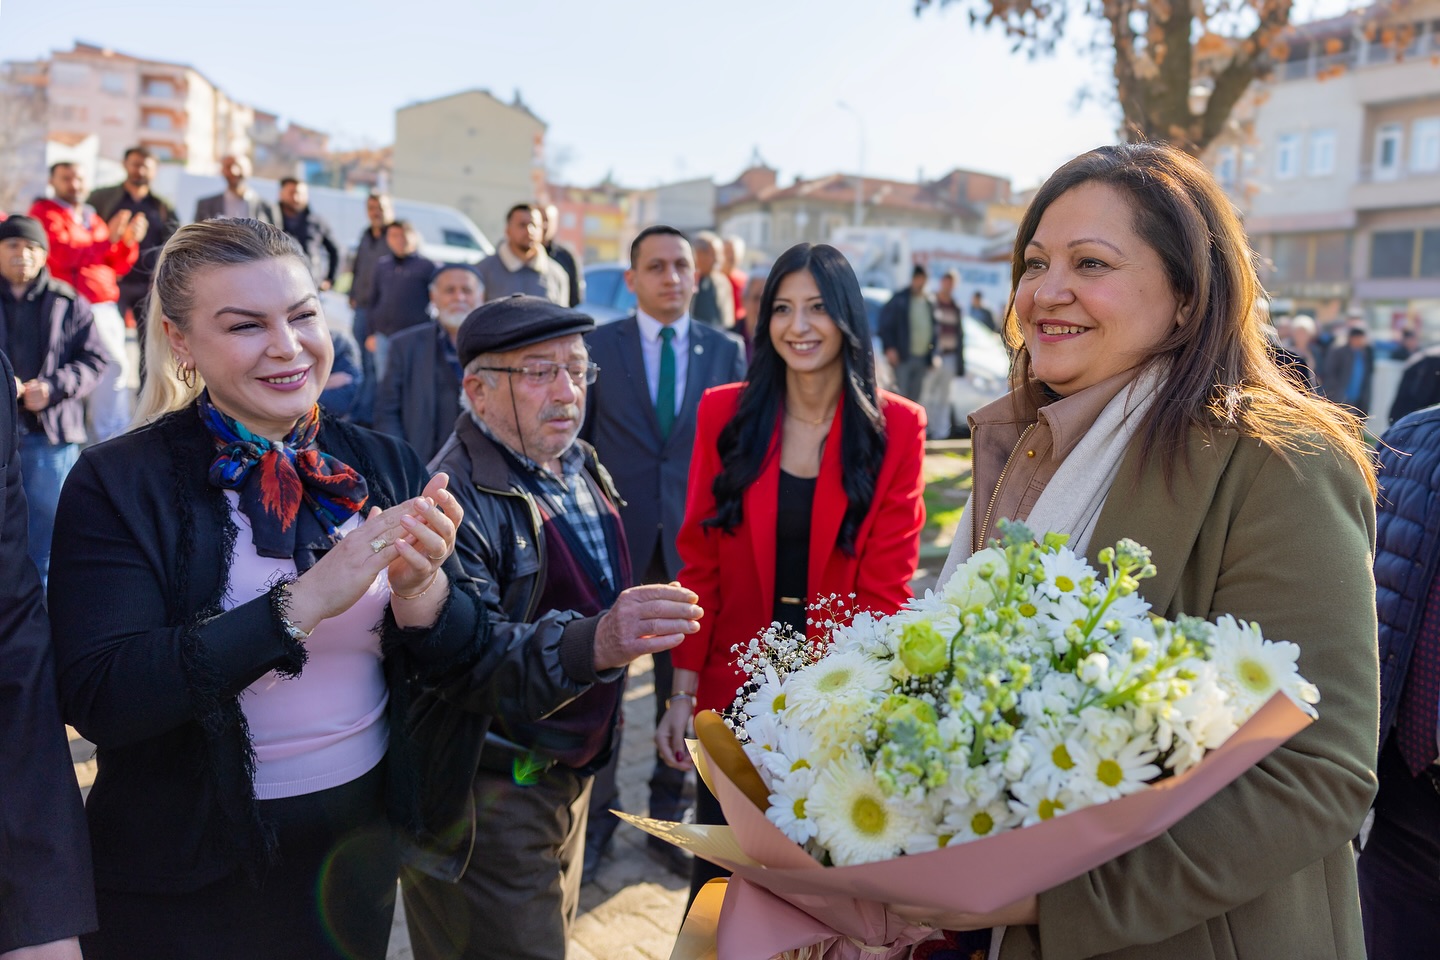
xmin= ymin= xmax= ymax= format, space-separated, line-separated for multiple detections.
xmin=401 ymin=295 xmax=703 ymax=960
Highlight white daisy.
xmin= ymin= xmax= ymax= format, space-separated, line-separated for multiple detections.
xmin=808 ymin=756 xmax=916 ymax=866
xmin=782 ymin=649 xmax=890 ymax=724
xmin=1065 ymin=735 xmax=1161 ymax=804
xmin=766 ymin=766 xmax=818 ymax=844
xmin=1210 ymin=615 xmax=1319 ymax=720
xmin=1038 ymin=550 xmax=1096 ymax=600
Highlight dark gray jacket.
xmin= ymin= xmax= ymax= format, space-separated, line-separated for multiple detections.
xmin=406 ymin=414 xmax=623 ymax=881
xmin=375 ymin=323 xmax=460 ymax=464
xmin=0 ymin=269 xmax=110 ymax=445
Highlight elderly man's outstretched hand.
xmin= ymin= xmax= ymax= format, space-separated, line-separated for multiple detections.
xmin=593 ymin=582 xmax=702 ymax=672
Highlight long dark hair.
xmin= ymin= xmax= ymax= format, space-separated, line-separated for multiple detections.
xmin=1006 ymin=142 xmax=1375 ymax=495
xmin=703 ymin=243 xmax=887 ymax=554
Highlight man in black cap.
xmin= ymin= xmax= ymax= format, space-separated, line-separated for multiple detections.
xmin=401 ymin=295 xmax=702 ymax=960
xmin=374 ymin=263 xmax=482 ymax=462
xmin=0 ymin=215 xmax=109 ymax=582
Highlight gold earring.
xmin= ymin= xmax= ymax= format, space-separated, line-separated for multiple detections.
xmin=175 ymin=362 xmax=197 ymax=389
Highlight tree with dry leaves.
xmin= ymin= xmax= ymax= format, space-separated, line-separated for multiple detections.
xmin=917 ymin=0 xmax=1360 ymax=156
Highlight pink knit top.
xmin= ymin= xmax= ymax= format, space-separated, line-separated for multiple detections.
xmin=223 ymin=493 xmax=390 ymax=800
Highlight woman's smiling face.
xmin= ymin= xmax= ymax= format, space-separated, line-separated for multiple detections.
xmin=166 ymin=256 xmax=333 ymax=440
xmin=769 ymin=268 xmax=843 ymax=377
xmin=1015 ymin=181 xmax=1181 ymax=396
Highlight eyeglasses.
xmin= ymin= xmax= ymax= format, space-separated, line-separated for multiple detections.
xmin=475 ymin=361 xmax=600 ymax=387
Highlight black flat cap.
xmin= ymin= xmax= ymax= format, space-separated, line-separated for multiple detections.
xmin=457 ymin=294 xmax=596 ymax=367
xmin=0 ymin=215 xmax=48 ymax=251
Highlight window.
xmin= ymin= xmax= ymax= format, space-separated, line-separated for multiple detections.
xmin=144 ymin=112 xmax=173 ymax=131
xmin=583 ymin=214 xmax=602 ymax=235
xmin=1313 ymin=232 xmax=1351 ymax=280
xmin=143 ymin=79 xmax=174 ymax=98
xmin=49 ymin=62 xmax=89 ymax=87
xmin=440 ymin=229 xmax=480 ymax=250
xmin=101 ymin=71 xmax=125 ymax=94
xmin=145 ymin=144 xmax=174 ymax=161
xmin=1376 ymin=124 xmax=1404 ymax=180
xmin=1422 ymin=229 xmax=1440 ymax=277
xmin=1371 ymin=230 xmax=1415 ymax=278
xmin=1215 ymin=147 xmax=1237 ymax=188
xmin=1308 ymin=130 xmax=1336 ymax=176
xmin=1275 ymin=134 xmax=1301 ymax=179
xmin=1412 ymin=118 xmax=1440 ymax=173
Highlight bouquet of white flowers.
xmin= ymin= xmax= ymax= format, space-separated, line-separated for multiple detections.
xmin=725 ymin=518 xmax=1320 ymax=868
xmin=622 ymin=519 xmax=1319 ymax=960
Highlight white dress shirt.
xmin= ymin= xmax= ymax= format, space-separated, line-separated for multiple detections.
xmin=636 ymin=310 xmax=691 ymax=415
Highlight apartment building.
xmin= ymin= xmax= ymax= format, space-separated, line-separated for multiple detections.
xmin=39 ymin=42 xmax=253 ymax=171
xmin=1210 ymin=1 xmax=1440 ymax=336
xmin=391 ymin=89 xmax=546 ymax=240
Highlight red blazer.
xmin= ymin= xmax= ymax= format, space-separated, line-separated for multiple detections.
xmin=672 ymin=383 xmax=926 ymax=713
xmin=29 ymin=198 xmax=138 ymax=306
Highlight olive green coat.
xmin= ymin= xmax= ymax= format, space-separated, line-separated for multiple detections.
xmin=999 ymin=427 xmax=1379 ymax=960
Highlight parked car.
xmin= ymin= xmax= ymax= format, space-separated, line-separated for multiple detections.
xmin=861 ymin=287 xmax=1010 ymax=437
xmin=579 ymin=262 xmax=636 ymax=323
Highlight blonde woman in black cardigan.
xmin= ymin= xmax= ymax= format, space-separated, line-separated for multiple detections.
xmin=47 ymin=219 xmax=598 ymax=960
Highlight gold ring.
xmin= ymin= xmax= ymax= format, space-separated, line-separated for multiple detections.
xmin=369 ymin=537 xmax=388 ymax=553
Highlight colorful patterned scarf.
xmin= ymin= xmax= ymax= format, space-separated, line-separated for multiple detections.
xmin=199 ymin=391 xmax=369 ymax=560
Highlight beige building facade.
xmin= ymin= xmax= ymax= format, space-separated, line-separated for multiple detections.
xmin=392 ymin=89 xmax=546 ymax=242
xmin=39 ymin=43 xmax=253 ymax=171
xmin=1208 ymin=2 xmax=1440 ymax=338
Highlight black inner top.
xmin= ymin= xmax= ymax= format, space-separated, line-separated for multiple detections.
xmin=773 ymin=469 xmax=818 ymax=635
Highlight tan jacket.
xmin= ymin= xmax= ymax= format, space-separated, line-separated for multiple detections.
xmin=1000 ymin=426 xmax=1379 ymax=960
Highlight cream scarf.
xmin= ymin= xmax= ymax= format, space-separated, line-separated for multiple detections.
xmin=939 ymin=366 xmax=1165 ymax=586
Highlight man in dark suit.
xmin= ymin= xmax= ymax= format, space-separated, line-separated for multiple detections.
xmin=194 ymin=155 xmax=276 ymax=224
xmin=580 ymin=224 xmax=746 ymax=874
xmin=375 ymin=264 xmax=482 ymax=463
xmin=0 ymin=348 xmax=97 ymax=959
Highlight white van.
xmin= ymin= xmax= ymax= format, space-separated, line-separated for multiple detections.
xmin=152 ymin=166 xmax=493 ymax=266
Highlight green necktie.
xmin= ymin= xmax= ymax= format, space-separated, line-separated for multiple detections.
xmin=657 ymin=326 xmax=676 ymax=440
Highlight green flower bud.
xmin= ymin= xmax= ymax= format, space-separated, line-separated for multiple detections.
xmin=898 ymin=621 xmax=950 ymax=676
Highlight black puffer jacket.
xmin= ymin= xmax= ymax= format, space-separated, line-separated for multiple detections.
xmin=1375 ymin=404 xmax=1440 ymax=743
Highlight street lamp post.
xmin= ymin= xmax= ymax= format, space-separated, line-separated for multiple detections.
xmin=837 ymin=101 xmax=865 ymax=228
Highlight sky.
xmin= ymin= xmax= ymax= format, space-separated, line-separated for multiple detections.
xmin=0 ymin=0 xmax=1355 ymax=193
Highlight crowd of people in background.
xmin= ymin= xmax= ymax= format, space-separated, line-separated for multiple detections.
xmin=6 ymin=138 xmax=1440 ymax=960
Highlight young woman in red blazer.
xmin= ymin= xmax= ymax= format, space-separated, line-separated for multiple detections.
xmin=656 ymin=242 xmax=926 ymax=903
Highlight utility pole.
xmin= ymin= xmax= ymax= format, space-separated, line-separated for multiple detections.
xmin=837 ymin=101 xmax=865 ymax=227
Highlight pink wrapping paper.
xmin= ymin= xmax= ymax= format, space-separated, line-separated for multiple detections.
xmin=627 ymin=691 xmax=1312 ymax=960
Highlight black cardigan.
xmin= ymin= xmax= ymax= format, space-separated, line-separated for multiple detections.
xmin=47 ymin=404 xmax=591 ymax=894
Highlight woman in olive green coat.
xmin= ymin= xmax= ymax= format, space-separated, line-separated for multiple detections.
xmin=935 ymin=142 xmax=1377 ymax=959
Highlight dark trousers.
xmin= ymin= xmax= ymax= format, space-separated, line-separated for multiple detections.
xmin=403 ymin=757 xmax=590 ymax=960
xmin=83 ymin=761 xmax=397 ymax=960
xmin=1359 ymin=735 xmax=1440 ymax=959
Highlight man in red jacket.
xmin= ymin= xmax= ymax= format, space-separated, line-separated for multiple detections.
xmin=29 ymin=162 xmax=146 ymax=441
